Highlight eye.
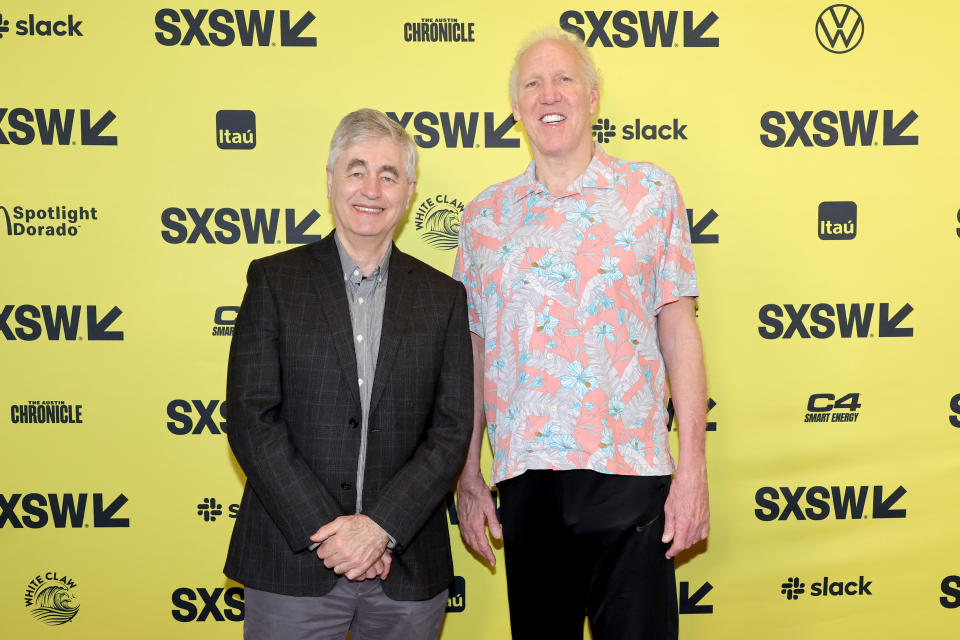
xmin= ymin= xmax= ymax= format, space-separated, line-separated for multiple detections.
xmin=381 ymin=175 xmax=396 ymax=183
xmin=525 ymin=79 xmax=538 ymax=89
xmin=349 ymin=171 xmax=363 ymax=178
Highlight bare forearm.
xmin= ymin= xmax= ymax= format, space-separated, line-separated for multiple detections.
xmin=460 ymin=332 xmax=487 ymax=479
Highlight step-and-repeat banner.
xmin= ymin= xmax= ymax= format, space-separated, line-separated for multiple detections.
xmin=3 ymin=1 xmax=958 ymax=637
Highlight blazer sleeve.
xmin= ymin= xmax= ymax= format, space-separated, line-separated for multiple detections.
xmin=226 ymin=258 xmax=344 ymax=552
xmin=363 ymin=282 xmax=473 ymax=551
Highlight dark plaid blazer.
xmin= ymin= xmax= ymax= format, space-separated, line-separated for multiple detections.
xmin=223 ymin=233 xmax=473 ymax=600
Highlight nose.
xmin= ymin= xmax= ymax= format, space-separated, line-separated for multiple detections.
xmin=360 ymin=173 xmax=381 ymax=199
xmin=539 ymin=79 xmax=561 ymax=103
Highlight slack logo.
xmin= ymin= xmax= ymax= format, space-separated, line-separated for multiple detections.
xmin=782 ymin=575 xmax=872 ymax=599
xmin=819 ymin=201 xmax=856 ymax=240
xmin=217 ymin=110 xmax=255 ymax=150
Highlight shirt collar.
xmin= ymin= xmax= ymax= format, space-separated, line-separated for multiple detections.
xmin=512 ymin=142 xmax=616 ymax=203
xmin=334 ymin=233 xmax=391 ymax=285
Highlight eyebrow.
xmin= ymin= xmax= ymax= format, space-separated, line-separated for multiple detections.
xmin=344 ymin=159 xmax=401 ymax=179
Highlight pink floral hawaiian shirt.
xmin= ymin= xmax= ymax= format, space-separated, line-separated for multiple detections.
xmin=454 ymin=145 xmax=698 ymax=484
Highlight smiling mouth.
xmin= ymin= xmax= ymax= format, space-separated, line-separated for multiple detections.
xmin=353 ymin=205 xmax=384 ymax=214
xmin=541 ymin=113 xmax=566 ymax=124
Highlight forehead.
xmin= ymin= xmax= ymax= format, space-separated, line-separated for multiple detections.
xmin=518 ymin=39 xmax=582 ymax=77
xmin=336 ymin=136 xmax=407 ymax=174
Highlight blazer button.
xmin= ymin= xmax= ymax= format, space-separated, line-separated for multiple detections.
xmin=341 ymin=482 xmax=352 ymax=490
xmin=348 ymin=418 xmax=358 ymax=428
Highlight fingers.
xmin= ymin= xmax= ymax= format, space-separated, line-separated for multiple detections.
xmin=310 ymin=517 xmax=343 ymax=543
xmin=378 ymin=551 xmax=393 ymax=580
xmin=484 ymin=502 xmax=503 ymax=540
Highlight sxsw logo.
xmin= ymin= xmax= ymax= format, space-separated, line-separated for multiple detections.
xmin=951 ymin=394 xmax=960 ymax=429
xmin=0 ymin=109 xmax=116 ymax=145
xmin=171 ymin=587 xmax=244 ymax=622
xmin=0 ymin=493 xmax=129 ymax=528
xmin=0 ymin=12 xmax=83 ymax=39
xmin=155 ymin=9 xmax=316 ymax=46
xmin=667 ymin=397 xmax=717 ymax=431
xmin=819 ymin=201 xmax=856 ymax=239
xmin=591 ymin=116 xmax=687 ymax=142
xmin=757 ymin=302 xmax=913 ymax=339
xmin=197 ymin=497 xmax=238 ymax=522
xmin=167 ymin=400 xmax=227 ymax=435
xmin=816 ymin=5 xmax=864 ymax=54
xmin=782 ymin=575 xmax=872 ymax=599
xmin=755 ymin=485 xmax=906 ymax=521
xmin=679 ymin=582 xmax=713 ymax=614
xmin=160 ymin=207 xmax=324 ymax=245
xmin=217 ymin=110 xmax=255 ymax=150
xmin=559 ymin=10 xmax=718 ymax=48
xmin=386 ymin=112 xmax=519 ymax=149
xmin=942 ymin=576 xmax=960 ymax=609
xmin=760 ymin=110 xmax=917 ymax=147
xmin=0 ymin=305 xmax=124 ymax=341
xmin=212 ymin=306 xmax=238 ymax=337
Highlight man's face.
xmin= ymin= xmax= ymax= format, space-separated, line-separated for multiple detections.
xmin=512 ymin=39 xmax=599 ymax=161
xmin=326 ymin=136 xmax=415 ymax=249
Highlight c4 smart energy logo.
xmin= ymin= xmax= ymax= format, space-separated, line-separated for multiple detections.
xmin=167 ymin=399 xmax=227 ymax=435
xmin=155 ymin=9 xmax=316 ymax=47
xmin=212 ymin=306 xmax=238 ymax=337
xmin=414 ymin=194 xmax=464 ymax=250
xmin=0 ymin=305 xmax=123 ymax=341
xmin=0 ymin=109 xmax=116 ymax=146
xmin=2 ymin=204 xmax=99 ymax=238
xmin=0 ymin=12 xmax=83 ymax=39
xmin=819 ymin=201 xmax=856 ymax=239
xmin=781 ymin=575 xmax=872 ymax=599
xmin=217 ymin=110 xmax=255 ymax=150
xmin=25 ymin=572 xmax=79 ymax=626
xmin=171 ymin=587 xmax=244 ymax=622
xmin=760 ymin=109 xmax=917 ymax=147
xmin=804 ymin=393 xmax=861 ymax=423
xmin=386 ymin=112 xmax=519 ymax=149
xmin=816 ymin=5 xmax=863 ymax=54
xmin=559 ymin=10 xmax=718 ymax=48
xmin=403 ymin=17 xmax=475 ymax=43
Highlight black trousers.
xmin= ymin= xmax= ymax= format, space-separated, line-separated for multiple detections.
xmin=497 ymin=470 xmax=678 ymax=640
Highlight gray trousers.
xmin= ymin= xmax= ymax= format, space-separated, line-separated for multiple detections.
xmin=244 ymin=579 xmax=447 ymax=640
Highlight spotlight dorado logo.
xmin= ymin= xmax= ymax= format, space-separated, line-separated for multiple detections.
xmin=414 ymin=194 xmax=464 ymax=250
xmin=25 ymin=572 xmax=79 ymax=626
xmin=2 ymin=204 xmax=99 ymax=238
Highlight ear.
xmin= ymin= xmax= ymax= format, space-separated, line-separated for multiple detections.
xmin=588 ymin=84 xmax=600 ymax=116
xmin=405 ymin=180 xmax=417 ymax=209
xmin=326 ymin=167 xmax=333 ymax=193
xmin=512 ymin=100 xmax=522 ymax=124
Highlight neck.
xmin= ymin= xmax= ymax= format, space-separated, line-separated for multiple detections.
xmin=334 ymin=230 xmax=391 ymax=277
xmin=532 ymin=141 xmax=595 ymax=194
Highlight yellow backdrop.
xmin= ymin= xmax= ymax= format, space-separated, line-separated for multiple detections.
xmin=3 ymin=1 xmax=959 ymax=637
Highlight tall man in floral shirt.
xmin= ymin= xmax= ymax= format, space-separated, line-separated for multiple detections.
xmin=454 ymin=32 xmax=709 ymax=639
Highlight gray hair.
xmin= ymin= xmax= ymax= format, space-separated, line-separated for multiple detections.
xmin=327 ymin=108 xmax=418 ymax=181
xmin=508 ymin=28 xmax=601 ymax=103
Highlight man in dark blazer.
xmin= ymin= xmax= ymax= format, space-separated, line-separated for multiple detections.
xmin=224 ymin=108 xmax=473 ymax=639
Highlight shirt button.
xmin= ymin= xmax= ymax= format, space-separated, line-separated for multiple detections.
xmin=553 ymin=202 xmax=561 ymax=211
xmin=353 ymin=269 xmax=360 ymax=277
xmin=546 ymin=299 xmax=553 ymax=306
xmin=546 ymin=353 xmax=554 ymax=360
xmin=548 ymin=248 xmax=557 ymax=255
xmin=550 ymin=405 xmax=557 ymax=412
xmin=358 ymin=297 xmax=364 ymax=304
xmin=358 ymin=378 xmax=364 ymax=387
xmin=348 ymin=418 xmax=358 ymax=428
xmin=341 ymin=482 xmax=352 ymax=490
xmin=356 ymin=334 xmax=363 ymax=343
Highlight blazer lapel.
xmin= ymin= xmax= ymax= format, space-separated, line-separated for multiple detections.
xmin=308 ymin=234 xmax=361 ymax=406
xmin=369 ymin=247 xmax=412 ymax=417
